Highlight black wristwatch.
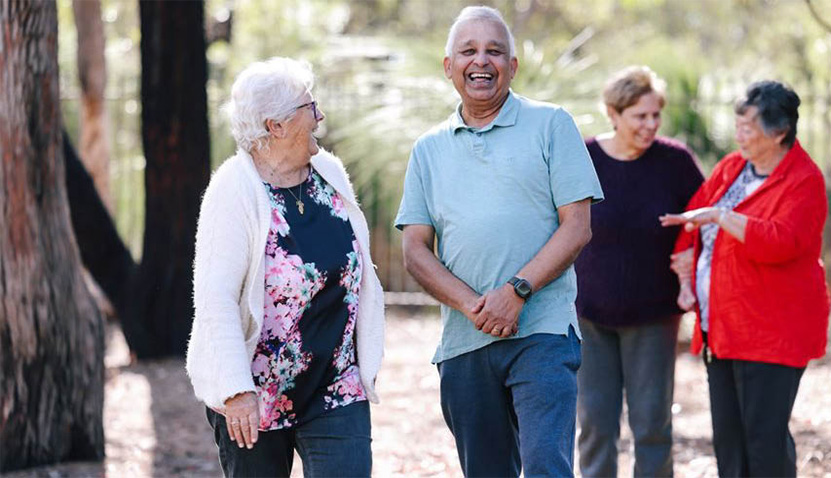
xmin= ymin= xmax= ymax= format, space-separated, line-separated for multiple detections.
xmin=507 ymin=276 xmax=533 ymax=301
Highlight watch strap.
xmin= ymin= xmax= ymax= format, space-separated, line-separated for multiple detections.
xmin=508 ymin=276 xmax=532 ymax=300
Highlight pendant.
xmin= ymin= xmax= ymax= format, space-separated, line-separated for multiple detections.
xmin=297 ymin=199 xmax=305 ymax=215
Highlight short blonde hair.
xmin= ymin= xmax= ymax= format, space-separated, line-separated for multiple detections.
xmin=603 ymin=66 xmax=666 ymax=114
xmin=224 ymin=57 xmax=314 ymax=153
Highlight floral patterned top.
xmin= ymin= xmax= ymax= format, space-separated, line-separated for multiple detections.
xmin=696 ymin=161 xmax=767 ymax=331
xmin=252 ymin=169 xmax=366 ymax=431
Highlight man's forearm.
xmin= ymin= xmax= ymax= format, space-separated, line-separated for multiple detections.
xmin=516 ymin=200 xmax=592 ymax=292
xmin=469 ymin=206 xmax=590 ymax=337
xmin=404 ymin=244 xmax=480 ymax=317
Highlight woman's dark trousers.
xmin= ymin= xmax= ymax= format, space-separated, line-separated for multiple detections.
xmin=705 ymin=354 xmax=804 ymax=477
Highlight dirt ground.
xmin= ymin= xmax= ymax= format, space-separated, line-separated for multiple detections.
xmin=7 ymin=307 xmax=831 ymax=477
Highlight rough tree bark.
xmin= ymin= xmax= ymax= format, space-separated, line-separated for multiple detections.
xmin=132 ymin=0 xmax=210 ymax=357
xmin=72 ymin=0 xmax=111 ymax=212
xmin=0 ymin=0 xmax=105 ymax=471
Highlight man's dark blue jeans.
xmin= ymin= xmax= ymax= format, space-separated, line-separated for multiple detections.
xmin=438 ymin=328 xmax=582 ymax=478
xmin=206 ymin=400 xmax=371 ymax=478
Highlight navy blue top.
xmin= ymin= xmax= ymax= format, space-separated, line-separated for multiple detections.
xmin=575 ymin=136 xmax=704 ymax=327
xmin=252 ymin=170 xmax=366 ymax=431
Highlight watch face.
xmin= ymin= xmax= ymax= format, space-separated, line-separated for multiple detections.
xmin=514 ymin=279 xmax=532 ymax=299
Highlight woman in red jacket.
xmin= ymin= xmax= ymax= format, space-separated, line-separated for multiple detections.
xmin=660 ymin=81 xmax=829 ymax=477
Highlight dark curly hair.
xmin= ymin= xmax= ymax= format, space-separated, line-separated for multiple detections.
xmin=735 ymin=81 xmax=801 ymax=148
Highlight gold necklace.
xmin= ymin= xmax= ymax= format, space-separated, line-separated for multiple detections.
xmin=284 ymin=182 xmax=304 ymax=215
xmin=259 ymin=158 xmax=308 ymax=214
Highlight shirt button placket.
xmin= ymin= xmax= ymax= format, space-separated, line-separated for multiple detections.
xmin=472 ymin=131 xmax=485 ymax=160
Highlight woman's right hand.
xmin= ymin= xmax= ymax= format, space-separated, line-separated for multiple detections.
xmin=670 ymin=248 xmax=694 ymax=282
xmin=224 ymin=391 xmax=259 ymax=449
xmin=659 ymin=207 xmax=721 ymax=232
xmin=677 ymin=283 xmax=696 ymax=311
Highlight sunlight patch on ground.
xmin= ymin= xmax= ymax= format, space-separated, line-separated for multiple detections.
xmin=104 ymin=369 xmax=155 ymax=476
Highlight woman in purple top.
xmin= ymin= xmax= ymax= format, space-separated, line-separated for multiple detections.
xmin=574 ymin=66 xmax=703 ymax=477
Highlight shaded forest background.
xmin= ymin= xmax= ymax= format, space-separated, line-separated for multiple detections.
xmin=57 ymin=0 xmax=831 ymax=292
xmin=3 ymin=0 xmax=831 ymax=472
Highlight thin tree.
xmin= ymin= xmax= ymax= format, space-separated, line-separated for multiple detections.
xmin=0 ymin=0 xmax=105 ymax=471
xmin=72 ymin=0 xmax=112 ymax=212
xmin=128 ymin=0 xmax=211 ymax=357
xmin=61 ymin=0 xmax=210 ymax=358
xmin=64 ymin=130 xmax=136 ymax=330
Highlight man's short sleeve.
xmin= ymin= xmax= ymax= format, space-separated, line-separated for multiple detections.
xmin=548 ymin=112 xmax=604 ymax=207
xmin=395 ymin=146 xmax=433 ymax=230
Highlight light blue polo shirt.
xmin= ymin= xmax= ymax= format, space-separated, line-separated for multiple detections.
xmin=395 ymin=91 xmax=604 ymax=363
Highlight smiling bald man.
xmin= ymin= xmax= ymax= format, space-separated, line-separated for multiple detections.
xmin=395 ymin=6 xmax=604 ymax=477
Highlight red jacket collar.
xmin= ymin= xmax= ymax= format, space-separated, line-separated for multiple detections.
xmin=709 ymin=140 xmax=809 ymax=207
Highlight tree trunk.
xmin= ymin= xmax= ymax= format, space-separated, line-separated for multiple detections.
xmin=63 ymin=131 xmax=137 ymax=321
xmin=72 ymin=0 xmax=112 ymax=212
xmin=58 ymin=0 xmax=212 ymax=359
xmin=135 ymin=0 xmax=210 ymax=357
xmin=0 ymin=0 xmax=105 ymax=471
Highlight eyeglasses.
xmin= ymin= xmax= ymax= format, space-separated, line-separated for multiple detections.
xmin=294 ymin=100 xmax=321 ymax=120
xmin=265 ymin=101 xmax=322 ymax=132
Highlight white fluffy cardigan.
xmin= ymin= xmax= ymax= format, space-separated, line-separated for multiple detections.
xmin=185 ymin=148 xmax=385 ymax=410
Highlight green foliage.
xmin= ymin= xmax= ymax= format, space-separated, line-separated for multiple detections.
xmin=57 ymin=0 xmax=831 ymax=278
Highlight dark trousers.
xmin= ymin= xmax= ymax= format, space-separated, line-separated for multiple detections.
xmin=206 ymin=400 xmax=372 ymax=478
xmin=705 ymin=353 xmax=804 ymax=477
xmin=437 ymin=329 xmax=582 ymax=478
xmin=577 ymin=316 xmax=680 ymax=478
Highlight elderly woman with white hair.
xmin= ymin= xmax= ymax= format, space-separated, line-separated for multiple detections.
xmin=185 ymin=57 xmax=384 ymax=478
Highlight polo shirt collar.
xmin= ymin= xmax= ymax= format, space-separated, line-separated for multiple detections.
xmin=450 ymin=90 xmax=520 ymax=133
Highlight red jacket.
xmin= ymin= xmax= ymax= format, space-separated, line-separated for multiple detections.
xmin=675 ymin=141 xmax=829 ymax=367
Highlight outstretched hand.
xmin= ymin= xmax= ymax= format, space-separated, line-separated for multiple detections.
xmin=660 ymin=207 xmax=722 ymax=232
